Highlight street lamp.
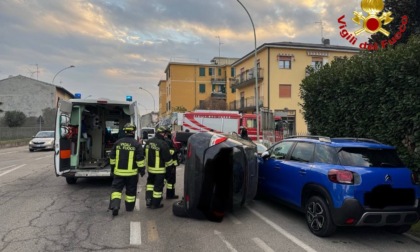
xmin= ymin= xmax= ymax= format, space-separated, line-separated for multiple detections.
xmin=236 ymin=0 xmax=260 ymax=141
xmin=52 ymin=65 xmax=75 ymax=84
xmin=139 ymin=87 xmax=156 ymax=112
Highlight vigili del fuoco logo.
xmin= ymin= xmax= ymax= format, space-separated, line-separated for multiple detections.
xmin=337 ymin=0 xmax=408 ymax=50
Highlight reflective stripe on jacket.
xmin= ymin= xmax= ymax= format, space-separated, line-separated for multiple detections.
xmin=144 ymin=134 xmax=172 ymax=174
xmin=110 ymin=137 xmax=145 ymax=176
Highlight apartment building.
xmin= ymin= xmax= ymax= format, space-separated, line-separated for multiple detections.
xmin=230 ymin=41 xmax=359 ymax=135
xmin=158 ymin=41 xmax=359 ymax=134
xmin=159 ymin=57 xmax=238 ymax=117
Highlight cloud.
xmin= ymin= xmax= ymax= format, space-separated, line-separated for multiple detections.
xmin=0 ymin=0 xmax=366 ymax=111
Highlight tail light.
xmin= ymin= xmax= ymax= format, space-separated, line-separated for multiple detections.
xmin=187 ymin=143 xmax=192 ymax=158
xmin=411 ymin=171 xmax=420 ymax=185
xmin=209 ymin=134 xmax=227 ymax=146
xmin=328 ymin=169 xmax=354 ymax=184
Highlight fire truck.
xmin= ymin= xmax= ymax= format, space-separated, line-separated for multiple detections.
xmin=179 ymin=110 xmax=283 ymax=142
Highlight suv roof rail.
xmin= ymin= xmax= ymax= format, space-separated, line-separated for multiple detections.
xmin=285 ymin=135 xmax=331 ymax=143
xmin=332 ymin=137 xmax=383 ymax=144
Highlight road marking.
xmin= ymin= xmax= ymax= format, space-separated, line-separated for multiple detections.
xmin=0 ymin=164 xmax=26 ymax=177
xmin=147 ymin=220 xmax=159 ymax=242
xmin=246 ymin=206 xmax=317 ymax=252
xmin=35 ymin=155 xmax=51 ymax=160
xmin=0 ymin=164 xmax=17 ymax=171
xmin=214 ymin=230 xmax=238 ymax=252
xmin=252 ymin=237 xmax=275 ymax=252
xmin=135 ymin=198 xmax=140 ymax=211
xmin=227 ymin=214 xmax=242 ymax=224
xmin=130 ymin=221 xmax=142 ymax=245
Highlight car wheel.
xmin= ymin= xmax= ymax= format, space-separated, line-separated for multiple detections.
xmin=29 ymin=149 xmax=34 ymax=152
xmin=305 ymin=196 xmax=336 ymax=237
xmin=66 ymin=177 xmax=77 ymax=184
xmin=384 ymin=225 xmax=411 ymax=234
xmin=172 ymin=200 xmax=188 ymax=217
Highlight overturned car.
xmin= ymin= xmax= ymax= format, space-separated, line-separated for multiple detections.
xmin=172 ymin=132 xmax=258 ymax=222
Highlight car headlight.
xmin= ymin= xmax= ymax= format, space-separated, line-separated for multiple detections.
xmin=29 ymin=140 xmax=33 ymax=144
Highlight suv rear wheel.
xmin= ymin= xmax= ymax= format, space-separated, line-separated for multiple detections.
xmin=305 ymin=196 xmax=336 ymax=237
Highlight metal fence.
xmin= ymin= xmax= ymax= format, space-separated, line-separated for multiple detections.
xmin=0 ymin=127 xmax=55 ymax=141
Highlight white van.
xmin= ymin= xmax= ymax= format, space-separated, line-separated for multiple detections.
xmin=54 ymin=98 xmax=139 ymax=184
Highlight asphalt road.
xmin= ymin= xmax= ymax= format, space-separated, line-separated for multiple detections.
xmin=1 ymin=146 xmax=420 ymax=252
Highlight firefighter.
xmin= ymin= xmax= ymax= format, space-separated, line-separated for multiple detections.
xmin=108 ymin=123 xmax=145 ymax=216
xmin=144 ymin=126 xmax=173 ymax=209
xmin=240 ymin=126 xmax=252 ymax=141
xmin=163 ymin=127 xmax=179 ymax=199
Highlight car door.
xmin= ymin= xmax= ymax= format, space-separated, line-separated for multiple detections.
xmin=54 ymin=99 xmax=73 ymax=176
xmin=258 ymin=141 xmax=294 ymax=199
xmin=285 ymin=142 xmax=315 ymax=206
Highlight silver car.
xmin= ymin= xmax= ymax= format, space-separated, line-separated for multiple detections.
xmin=29 ymin=131 xmax=55 ymax=152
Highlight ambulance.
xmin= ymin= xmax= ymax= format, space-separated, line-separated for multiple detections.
xmin=54 ymin=96 xmax=139 ymax=184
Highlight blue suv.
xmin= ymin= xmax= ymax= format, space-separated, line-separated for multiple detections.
xmin=257 ymin=136 xmax=420 ymax=237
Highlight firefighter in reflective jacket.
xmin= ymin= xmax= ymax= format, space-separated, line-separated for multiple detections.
xmin=164 ymin=127 xmax=179 ymax=199
xmin=144 ymin=126 xmax=172 ymax=209
xmin=108 ymin=123 xmax=145 ymax=216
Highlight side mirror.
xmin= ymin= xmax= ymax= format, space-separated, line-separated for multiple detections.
xmin=261 ymin=151 xmax=270 ymax=159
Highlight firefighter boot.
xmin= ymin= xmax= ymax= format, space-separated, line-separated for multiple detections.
xmin=109 ymin=198 xmax=121 ymax=216
xmin=150 ymin=198 xmax=164 ymax=209
xmin=145 ymin=191 xmax=152 ymax=208
xmin=166 ymin=188 xmax=179 ymax=199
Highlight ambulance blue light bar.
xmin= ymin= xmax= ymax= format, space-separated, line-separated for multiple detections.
xmin=126 ymin=96 xmax=133 ymax=101
xmin=74 ymin=93 xmax=81 ymax=99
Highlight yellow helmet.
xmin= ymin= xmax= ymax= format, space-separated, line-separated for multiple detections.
xmin=123 ymin=123 xmax=136 ymax=135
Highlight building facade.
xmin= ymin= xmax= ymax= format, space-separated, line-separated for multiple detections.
xmin=230 ymin=41 xmax=359 ymax=135
xmin=159 ymin=57 xmax=238 ymax=117
xmin=157 ymin=42 xmax=359 ymax=134
xmin=0 ymin=75 xmax=74 ymax=118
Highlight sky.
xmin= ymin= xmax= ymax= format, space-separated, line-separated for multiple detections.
xmin=0 ymin=0 xmax=370 ymax=114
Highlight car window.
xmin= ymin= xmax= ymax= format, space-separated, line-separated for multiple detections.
xmin=338 ymin=147 xmax=405 ymax=167
xmin=314 ymin=144 xmax=338 ymax=164
xmin=290 ymin=142 xmax=315 ymax=162
xmin=36 ymin=131 xmax=54 ymax=138
xmin=270 ymin=141 xmax=294 ymax=159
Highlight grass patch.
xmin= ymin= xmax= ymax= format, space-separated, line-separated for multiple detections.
xmin=409 ymin=221 xmax=420 ymax=238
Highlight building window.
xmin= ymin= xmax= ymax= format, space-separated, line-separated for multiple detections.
xmin=311 ymin=57 xmax=323 ymax=70
xmin=199 ymin=83 xmax=206 ymax=93
xmin=199 ymin=67 xmax=205 ymax=76
xmin=278 ymin=56 xmax=292 ymax=69
xmin=218 ymin=68 xmax=222 ymax=76
xmin=231 ymin=87 xmax=236 ymax=93
xmin=279 ymin=84 xmax=291 ymax=98
xmin=209 ymin=68 xmax=213 ymax=76
xmin=231 ymin=67 xmax=235 ymax=77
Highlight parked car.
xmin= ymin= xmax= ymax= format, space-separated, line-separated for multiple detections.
xmin=257 ymin=136 xmax=420 ymax=237
xmin=255 ymin=142 xmax=268 ymax=156
xmin=173 ymin=132 xmax=258 ymax=222
xmin=29 ymin=130 xmax=55 ymax=152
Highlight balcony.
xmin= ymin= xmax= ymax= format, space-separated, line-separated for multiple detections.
xmin=229 ymin=96 xmax=263 ymax=112
xmin=211 ymin=77 xmax=226 ymax=85
xmin=231 ymin=68 xmax=263 ymax=89
xmin=211 ymin=91 xmax=226 ymax=99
